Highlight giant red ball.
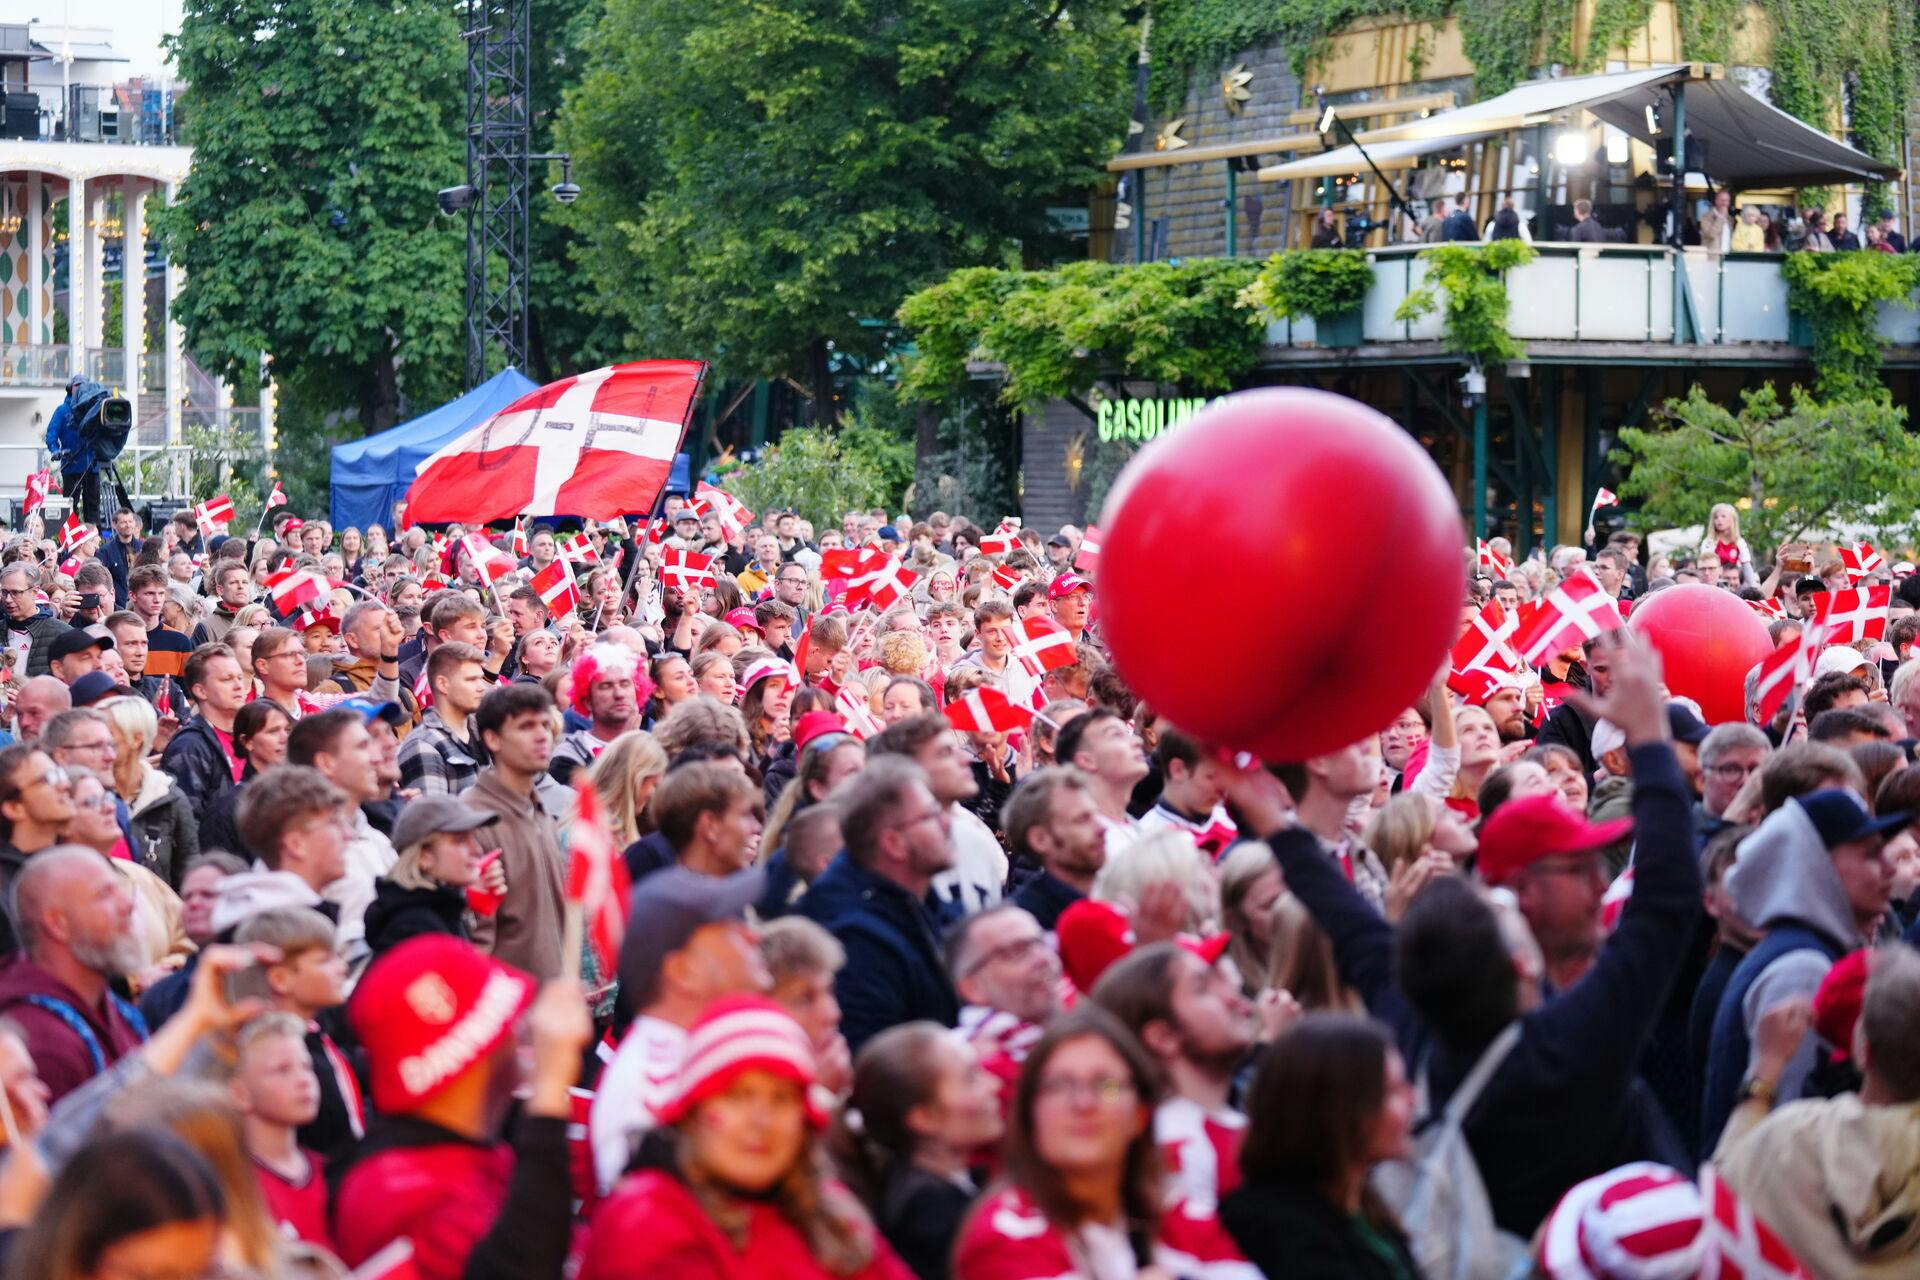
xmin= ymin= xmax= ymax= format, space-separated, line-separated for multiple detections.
xmin=1628 ymin=582 xmax=1774 ymax=724
xmin=1096 ymin=387 xmax=1463 ymax=760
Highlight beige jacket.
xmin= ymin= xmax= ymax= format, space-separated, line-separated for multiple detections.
xmin=1718 ymin=1092 xmax=1920 ymax=1279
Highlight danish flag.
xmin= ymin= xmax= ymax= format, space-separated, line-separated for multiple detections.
xmin=1449 ymin=600 xmax=1525 ymax=696
xmin=193 ymin=494 xmax=235 ymax=536
xmin=1475 ymin=539 xmax=1514 ymax=580
xmin=990 ymin=563 xmax=1023 ymax=592
xmin=1812 ymin=584 xmax=1890 ymax=644
xmin=978 ymin=531 xmax=1020 ymax=557
xmin=946 ymin=687 xmax=1034 ymax=735
xmin=531 ymin=556 xmax=581 ymax=616
xmin=264 ymin=480 xmax=288 ymax=511
xmin=459 ymin=534 xmax=518 ymax=585
xmin=1589 ymin=486 xmax=1617 ymax=516
xmin=660 ymin=546 xmax=716 ymax=592
xmin=265 ymin=567 xmax=328 ymax=616
xmin=846 ymin=557 xmax=917 ymax=613
xmin=835 ymin=685 xmax=886 ymax=740
xmin=405 ymin=360 xmax=705 ymax=523
xmin=566 ymin=777 xmax=632 ymax=982
xmin=1755 ymin=623 xmax=1826 ymax=722
xmin=1513 ymin=569 xmax=1626 ymax=664
xmin=1746 ymin=597 xmax=1788 ymax=621
xmin=1074 ymin=526 xmax=1102 ymax=574
xmin=1009 ymin=614 xmax=1077 ymax=678
xmin=643 ymin=517 xmax=668 ymax=548
xmin=510 ymin=519 xmax=529 ymax=559
xmin=58 ymin=513 xmax=89 ymax=553
xmin=413 ymin=664 xmax=433 ymax=711
xmin=21 ymin=470 xmax=50 ymax=517
xmin=821 ymin=547 xmax=889 ymax=581
xmin=1840 ymin=542 xmax=1887 ymax=584
xmin=560 ymin=532 xmax=600 ymax=565
xmin=691 ymin=483 xmax=752 ymax=540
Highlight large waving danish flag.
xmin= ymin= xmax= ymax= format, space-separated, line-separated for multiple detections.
xmin=1513 ymin=569 xmax=1626 ymax=664
xmin=405 ymin=360 xmax=706 ymax=524
xmin=1813 ymin=584 xmax=1890 ymax=644
xmin=1755 ymin=622 xmax=1827 ymax=723
xmin=1840 ymin=542 xmax=1887 ymax=584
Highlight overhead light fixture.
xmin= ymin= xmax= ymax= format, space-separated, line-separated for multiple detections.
xmin=1552 ymin=131 xmax=1590 ymax=166
xmin=1605 ymin=126 xmax=1630 ymax=165
xmin=1318 ymin=104 xmax=1337 ymax=136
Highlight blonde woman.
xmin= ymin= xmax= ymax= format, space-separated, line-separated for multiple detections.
xmin=1267 ymin=893 xmax=1364 ymax=1014
xmin=1701 ymin=502 xmax=1755 ymax=585
xmin=98 ymin=695 xmax=199 ymax=889
xmin=1219 ymin=842 xmax=1285 ymax=998
xmin=586 ymin=730 xmax=669 ymax=848
xmin=1094 ymin=828 xmax=1220 ymax=933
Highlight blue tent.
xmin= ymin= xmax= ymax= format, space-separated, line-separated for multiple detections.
xmin=329 ymin=368 xmax=540 ymax=532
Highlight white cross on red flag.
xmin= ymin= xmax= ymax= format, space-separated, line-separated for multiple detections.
xmin=459 ymin=534 xmax=517 ymax=584
xmin=1448 ymin=600 xmax=1525 ymax=695
xmin=661 ymin=546 xmax=716 ymax=593
xmin=691 ymin=483 xmax=753 ymax=540
xmin=1514 ymin=568 xmax=1626 ymax=664
xmin=194 ymin=494 xmax=234 ymax=536
xmin=560 ymin=532 xmax=600 ymax=565
xmin=265 ymin=480 xmax=288 ymax=511
xmin=1074 ymin=525 xmax=1102 ymax=574
xmin=21 ymin=470 xmax=50 ymax=517
xmin=58 ymin=513 xmax=89 ymax=553
xmin=1008 ymin=614 xmax=1077 ymax=679
xmin=945 ymin=687 xmax=1035 ymax=735
xmin=510 ymin=519 xmax=530 ymax=559
xmin=266 ymin=566 xmax=328 ymax=616
xmin=1475 ymin=539 xmax=1514 ymax=580
xmin=835 ymin=685 xmax=886 ymax=740
xmin=1813 ymin=584 xmax=1890 ymax=643
xmin=1747 ymin=597 xmax=1788 ymax=621
xmin=846 ymin=557 xmax=917 ymax=613
xmin=1840 ymin=542 xmax=1887 ymax=584
xmin=990 ymin=563 xmax=1022 ymax=592
xmin=566 ymin=777 xmax=632 ymax=982
xmin=530 ymin=556 xmax=580 ymax=616
xmin=406 ymin=360 xmax=705 ymax=523
xmin=1754 ymin=622 xmax=1827 ymax=723
xmin=978 ymin=531 xmax=1019 ymax=557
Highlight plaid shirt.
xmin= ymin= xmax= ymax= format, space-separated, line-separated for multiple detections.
xmin=396 ymin=708 xmax=489 ymax=797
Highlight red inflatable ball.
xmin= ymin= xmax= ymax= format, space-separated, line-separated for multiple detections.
xmin=1095 ymin=387 xmax=1463 ymax=760
xmin=1628 ymin=582 xmax=1774 ymax=725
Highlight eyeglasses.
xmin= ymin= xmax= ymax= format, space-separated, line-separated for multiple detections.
xmin=0 ymin=587 xmax=31 ymax=599
xmin=890 ymin=806 xmax=945 ymax=833
xmin=25 ymin=766 xmax=70 ymax=792
xmin=1035 ymin=1075 xmax=1136 ymax=1107
xmin=963 ymin=933 xmax=1046 ymax=977
xmin=1710 ymin=762 xmax=1760 ymax=780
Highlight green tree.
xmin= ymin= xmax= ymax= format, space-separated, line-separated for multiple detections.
xmin=558 ymin=0 xmax=1137 ymax=421
xmin=156 ymin=0 xmax=466 ymax=432
xmin=712 ymin=424 xmax=913 ymax=529
xmin=1614 ymin=383 xmax=1920 ymax=552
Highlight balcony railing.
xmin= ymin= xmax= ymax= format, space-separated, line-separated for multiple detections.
xmin=1263 ymin=245 xmax=1919 ymax=353
xmin=1 ymin=85 xmax=182 ymax=147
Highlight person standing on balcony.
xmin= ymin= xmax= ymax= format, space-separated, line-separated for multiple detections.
xmin=1441 ymin=199 xmax=1479 ymax=242
xmin=1830 ymin=212 xmax=1861 ymax=251
xmin=1698 ymin=189 xmax=1735 ymax=254
xmin=1569 ymin=198 xmax=1607 ymax=243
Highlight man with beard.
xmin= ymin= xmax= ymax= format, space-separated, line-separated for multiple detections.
xmin=1482 ymin=677 xmax=1533 ymax=745
xmin=1005 ymin=767 xmax=1108 ymax=930
xmin=0 ymin=846 xmax=149 ymax=1101
xmin=1091 ymin=940 xmax=1259 ymax=1214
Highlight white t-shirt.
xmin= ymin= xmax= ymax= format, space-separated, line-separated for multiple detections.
xmin=588 ymin=1015 xmax=689 ymax=1193
xmin=932 ymin=803 xmax=1009 ymax=916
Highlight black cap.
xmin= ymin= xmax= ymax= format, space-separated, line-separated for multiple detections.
xmin=1047 ymin=534 xmax=1073 ymax=548
xmin=67 ymin=672 xmax=128 ymax=707
xmin=1665 ymin=703 xmax=1712 ymax=746
xmin=47 ymin=626 xmax=113 ymax=663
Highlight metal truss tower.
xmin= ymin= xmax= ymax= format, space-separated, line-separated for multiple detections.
xmin=462 ymin=0 xmax=531 ymax=388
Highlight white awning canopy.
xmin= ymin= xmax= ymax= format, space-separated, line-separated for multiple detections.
xmin=1258 ymin=64 xmax=1897 ymax=188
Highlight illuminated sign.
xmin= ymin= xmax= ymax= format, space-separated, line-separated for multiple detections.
xmin=1094 ymin=395 xmax=1218 ymax=443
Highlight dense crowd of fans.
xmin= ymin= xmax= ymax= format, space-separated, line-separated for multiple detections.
xmin=0 ymin=492 xmax=1909 ymax=1280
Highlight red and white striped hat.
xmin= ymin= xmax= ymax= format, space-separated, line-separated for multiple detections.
xmin=1540 ymin=1162 xmax=1708 ymax=1280
xmin=654 ymin=995 xmax=825 ymax=1130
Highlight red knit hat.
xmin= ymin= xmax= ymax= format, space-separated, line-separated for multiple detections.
xmin=1477 ymin=793 xmax=1633 ymax=886
xmin=654 ymin=995 xmax=826 ymax=1130
xmin=348 ymin=935 xmax=536 ymax=1114
xmin=1813 ymin=948 xmax=1871 ymax=1063
xmin=1055 ymin=898 xmax=1229 ymax=993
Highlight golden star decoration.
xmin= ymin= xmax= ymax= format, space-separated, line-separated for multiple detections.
xmin=1222 ymin=64 xmax=1253 ymax=115
xmin=1155 ymin=118 xmax=1189 ymax=152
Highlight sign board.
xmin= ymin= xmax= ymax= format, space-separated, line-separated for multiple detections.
xmin=1094 ymin=395 xmax=1218 ymax=444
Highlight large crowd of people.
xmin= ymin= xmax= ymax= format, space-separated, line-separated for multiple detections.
xmin=0 ymin=490 xmax=1910 ymax=1280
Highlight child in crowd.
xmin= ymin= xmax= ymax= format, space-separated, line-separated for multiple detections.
xmin=234 ymin=907 xmax=366 ymax=1160
xmin=232 ymin=1011 xmax=333 ymax=1251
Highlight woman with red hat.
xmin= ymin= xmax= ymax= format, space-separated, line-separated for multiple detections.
xmin=580 ymin=995 xmax=911 ymax=1280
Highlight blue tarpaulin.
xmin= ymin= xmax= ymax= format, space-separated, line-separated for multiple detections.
xmin=328 ymin=368 xmax=540 ymax=533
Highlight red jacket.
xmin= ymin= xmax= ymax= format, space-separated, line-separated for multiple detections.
xmin=333 ymin=1134 xmax=515 ymax=1280
xmin=581 ymin=1169 xmax=912 ymax=1280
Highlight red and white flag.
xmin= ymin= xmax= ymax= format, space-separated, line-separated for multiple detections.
xmin=989 ymin=563 xmax=1023 ymax=592
xmin=1449 ymin=600 xmax=1524 ymax=684
xmin=1840 ymin=542 xmax=1887 ymax=584
xmin=1747 ymin=597 xmax=1788 ymax=621
xmin=946 ymin=687 xmax=1034 ymax=735
xmin=1813 ymin=584 xmax=1890 ymax=644
xmin=835 ymin=685 xmax=886 ymax=740
xmin=660 ymin=546 xmax=716 ymax=593
xmin=265 ymin=480 xmax=288 ymax=511
xmin=58 ymin=513 xmax=89 ymax=553
xmin=1008 ymin=614 xmax=1077 ymax=679
xmin=1589 ymin=486 xmax=1617 ymax=517
xmin=405 ymin=360 xmax=706 ymax=523
xmin=846 ymin=557 xmax=917 ymax=613
xmin=559 ymin=531 xmax=600 ymax=565
xmin=1475 ymin=538 xmax=1514 ymax=581
xmin=567 ymin=777 xmax=632 ymax=981
xmin=978 ymin=531 xmax=1020 ymax=557
xmin=348 ymin=1238 xmax=421 ymax=1280
xmin=266 ymin=566 xmax=328 ymax=616
xmin=459 ymin=534 xmax=517 ymax=585
xmin=531 ymin=557 xmax=580 ymax=616
xmin=194 ymin=494 xmax=235 ymax=536
xmin=1514 ymin=568 xmax=1626 ymax=664
xmin=1074 ymin=526 xmax=1102 ymax=574
xmin=509 ymin=519 xmax=530 ymax=560
xmin=691 ymin=482 xmax=753 ymax=541
xmin=21 ymin=470 xmax=50 ymax=517
xmin=1755 ymin=623 xmax=1826 ymax=722
xmin=820 ymin=547 xmax=888 ymax=581
xmin=412 ymin=663 xmax=433 ymax=712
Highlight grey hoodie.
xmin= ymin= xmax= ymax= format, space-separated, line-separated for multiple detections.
xmin=1724 ymin=799 xmax=1866 ymax=1099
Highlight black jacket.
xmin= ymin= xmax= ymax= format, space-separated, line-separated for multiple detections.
xmin=1536 ymin=700 xmax=1599 ymax=776
xmin=1265 ymin=742 xmax=1699 ymax=1236
xmin=158 ymin=716 xmax=235 ymax=827
xmin=1221 ymin=1178 xmax=1419 ymax=1280
xmin=97 ymin=535 xmax=139 ymax=607
xmin=877 ymin=1164 xmax=975 ymax=1280
xmin=363 ymin=879 xmax=470 ymax=958
xmin=197 ymin=764 xmax=253 ymax=861
xmin=797 ymin=853 xmax=960 ymax=1052
xmin=128 ymin=779 xmax=198 ymax=890
xmin=2 ymin=610 xmax=70 ymax=680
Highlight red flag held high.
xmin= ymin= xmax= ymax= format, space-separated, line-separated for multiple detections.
xmin=1813 ymin=584 xmax=1890 ymax=644
xmin=1074 ymin=526 xmax=1102 ymax=574
xmin=405 ymin=360 xmax=706 ymax=524
xmin=531 ymin=557 xmax=580 ymax=616
xmin=946 ymin=687 xmax=1035 ymax=735
xmin=1515 ymin=569 xmax=1626 ymax=664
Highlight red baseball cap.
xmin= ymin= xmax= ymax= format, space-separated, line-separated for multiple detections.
xmin=725 ymin=607 xmax=761 ymax=633
xmin=792 ymin=710 xmax=851 ymax=754
xmin=1046 ymin=573 xmax=1093 ymax=601
xmin=348 ymin=935 xmax=537 ymax=1114
xmin=1476 ymin=793 xmax=1632 ymax=886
